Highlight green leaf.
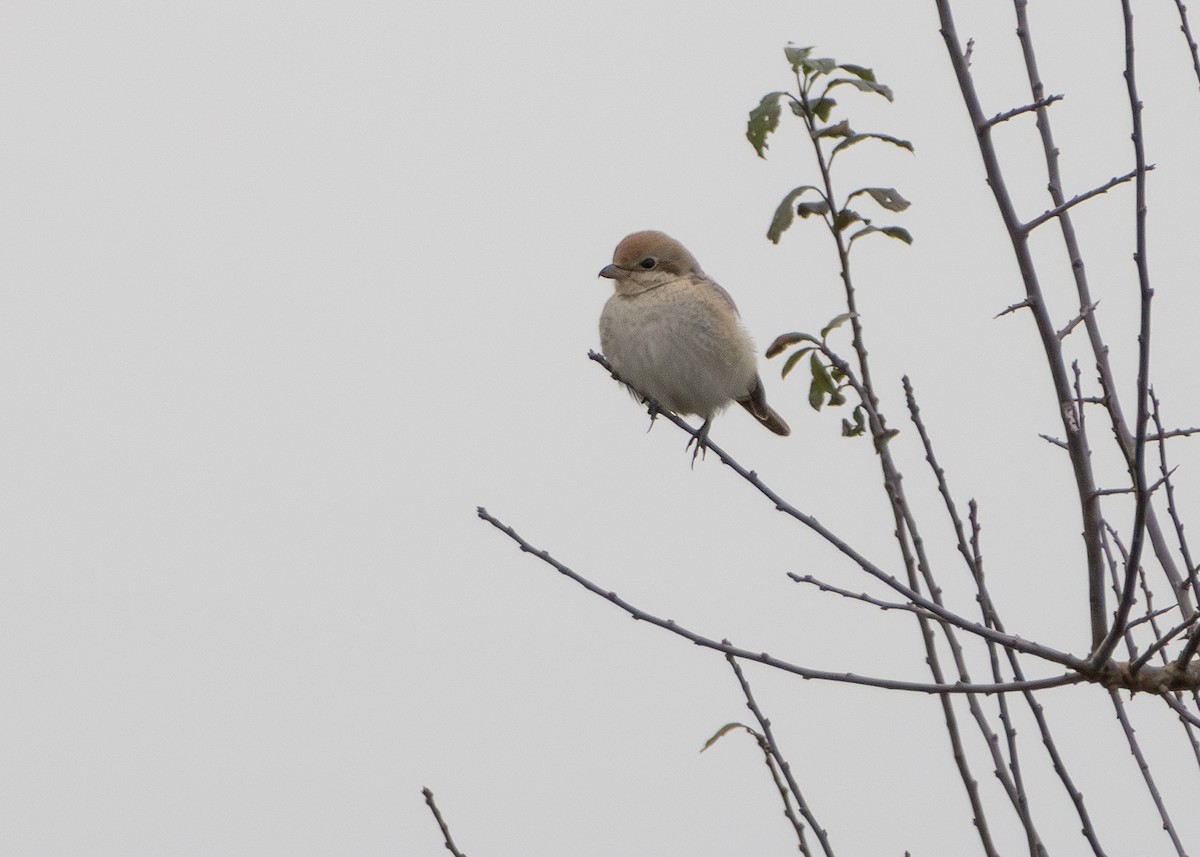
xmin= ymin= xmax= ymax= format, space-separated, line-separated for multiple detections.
xmin=850 ymin=187 xmax=911 ymax=212
xmin=747 ymin=92 xmax=785 ymax=158
xmin=837 ymin=63 xmax=877 ymax=82
xmin=849 ymin=225 xmax=914 ymax=245
xmin=796 ymin=200 xmax=831 ymax=219
xmin=802 ymin=57 xmax=837 ymax=76
xmin=831 ymin=132 xmax=914 ymax=158
xmin=781 ymin=346 xmax=814 ymax=379
xmin=784 ymin=44 xmax=814 ymax=72
xmin=827 ymin=77 xmax=894 ymax=101
xmin=833 ymin=209 xmax=862 ymax=232
xmin=810 ymin=97 xmax=836 ymax=122
xmin=841 ymin=406 xmax=867 ymax=437
xmin=767 ymin=185 xmax=822 ymax=243
xmin=808 ymin=354 xmax=837 ymax=410
xmin=812 ymin=119 xmax=853 ymax=139
xmin=820 ymin=312 xmax=857 ymax=339
xmin=765 ymin=331 xmax=819 ymax=358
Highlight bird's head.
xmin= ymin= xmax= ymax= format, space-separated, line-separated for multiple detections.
xmin=599 ymin=230 xmax=703 ymax=294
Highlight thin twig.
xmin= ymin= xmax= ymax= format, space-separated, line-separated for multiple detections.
xmin=1009 ymin=0 xmax=1196 ymax=644
xmin=937 ymin=0 xmax=1109 ymax=650
xmin=1126 ymin=604 xmax=1181 ymax=632
xmin=726 ymin=654 xmax=836 ymax=857
xmin=1165 ymin=691 xmax=1200 ymax=729
xmin=1109 ymin=691 xmax=1189 ymax=856
xmin=1132 ymin=612 xmax=1200 ymax=672
xmin=1147 ymin=427 xmax=1200 ymax=442
xmin=477 ymin=506 xmax=1084 ymax=695
xmin=1173 ymin=0 xmax=1200 ymax=95
xmin=983 ymin=94 xmax=1063 ymax=128
xmin=1038 ymin=433 xmax=1069 ymax=450
xmin=422 ymin=788 xmax=468 ymax=857
xmin=1152 ymin=390 xmax=1200 ymax=612
xmin=1091 ymin=0 xmax=1156 ymax=669
xmin=587 ymin=351 xmax=1085 ymax=669
xmin=706 ymin=723 xmax=813 ymax=856
xmin=1056 ymin=301 xmax=1099 ymax=341
xmin=1134 ymin=572 xmax=1200 ymax=773
xmin=1021 ymin=168 xmax=1148 ymax=233
xmin=906 ymin=377 xmax=1046 ymax=855
xmin=788 ymin=573 xmax=928 ymax=616
xmin=995 ymin=298 xmax=1032 ymax=319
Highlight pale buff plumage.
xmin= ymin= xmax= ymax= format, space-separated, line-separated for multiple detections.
xmin=598 ymin=231 xmax=789 ymax=456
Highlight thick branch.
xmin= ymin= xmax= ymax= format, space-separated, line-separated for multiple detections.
xmin=1090 ymin=0 xmax=1156 ymax=668
xmin=934 ymin=0 xmax=1109 ymax=649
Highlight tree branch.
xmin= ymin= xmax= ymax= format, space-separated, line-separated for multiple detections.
xmin=477 ymin=506 xmax=1085 ymax=695
xmin=726 ymin=655 xmax=836 ymax=857
xmin=422 ymin=788 xmax=468 ymax=857
xmin=1090 ymin=0 xmax=1156 ymax=668
xmin=1020 ymin=168 xmax=1147 ymax=233
xmin=983 ymin=94 xmax=1063 ymax=128
xmin=587 ymin=351 xmax=1086 ymax=669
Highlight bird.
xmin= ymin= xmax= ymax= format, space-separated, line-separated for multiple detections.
xmin=598 ymin=230 xmax=789 ymax=461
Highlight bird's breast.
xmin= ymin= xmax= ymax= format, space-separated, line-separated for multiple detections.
xmin=599 ymin=282 xmax=757 ymax=418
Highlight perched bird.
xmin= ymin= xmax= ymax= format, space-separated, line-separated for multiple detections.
xmin=598 ymin=230 xmax=789 ymax=460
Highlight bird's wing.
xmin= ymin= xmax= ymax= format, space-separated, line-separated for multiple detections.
xmin=701 ymin=277 xmax=741 ymax=317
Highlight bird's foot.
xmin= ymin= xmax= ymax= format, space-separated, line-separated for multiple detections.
xmin=644 ymin=400 xmax=661 ymax=432
xmin=686 ymin=419 xmax=712 ymax=468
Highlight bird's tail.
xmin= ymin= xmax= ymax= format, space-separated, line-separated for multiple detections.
xmin=738 ymin=375 xmax=790 ymax=436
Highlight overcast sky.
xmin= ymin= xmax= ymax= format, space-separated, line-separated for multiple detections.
xmin=4 ymin=1 xmax=1200 ymax=855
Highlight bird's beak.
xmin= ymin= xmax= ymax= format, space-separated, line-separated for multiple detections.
xmin=599 ymin=264 xmax=624 ymax=280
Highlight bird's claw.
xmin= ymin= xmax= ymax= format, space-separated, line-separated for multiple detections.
xmin=686 ymin=420 xmax=712 ymax=468
xmin=644 ymin=400 xmax=661 ymax=432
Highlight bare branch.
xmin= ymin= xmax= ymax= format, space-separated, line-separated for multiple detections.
xmin=1132 ymin=613 xmax=1200 ymax=672
xmin=587 ymin=351 xmax=1085 ymax=669
xmin=477 ymin=506 xmax=1085 ymax=695
xmin=1021 ymin=167 xmax=1148 ymax=233
xmin=933 ymin=0 xmax=1110 ymax=649
xmin=1173 ymin=0 xmax=1200 ymax=95
xmin=1126 ymin=604 xmax=1181 ymax=633
xmin=1008 ymin=0 xmax=1194 ymax=632
xmin=994 ymin=298 xmax=1031 ymax=319
xmin=1109 ymin=691 xmax=1188 ymax=856
xmin=1039 ymin=433 xmax=1069 ymax=450
xmin=903 ymin=377 xmax=1048 ymax=853
xmin=422 ymin=788 xmax=468 ymax=857
xmin=726 ymin=655 xmax=835 ymax=857
xmin=983 ymin=94 xmax=1063 ymax=128
xmin=1090 ymin=0 xmax=1156 ymax=669
xmin=706 ymin=723 xmax=814 ymax=856
xmin=1056 ymin=301 xmax=1099 ymax=341
xmin=1165 ymin=692 xmax=1200 ymax=729
xmin=1152 ymin=391 xmax=1200 ymax=608
xmin=1147 ymin=427 xmax=1200 ymax=442
xmin=788 ymin=572 xmax=927 ymax=616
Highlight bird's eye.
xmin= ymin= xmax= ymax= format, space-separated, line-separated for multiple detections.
xmin=639 ymin=257 xmax=656 ymax=269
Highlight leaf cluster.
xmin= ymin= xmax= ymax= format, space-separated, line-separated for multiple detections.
xmin=748 ymin=44 xmax=913 ymax=247
xmin=765 ymin=315 xmax=868 ymax=437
